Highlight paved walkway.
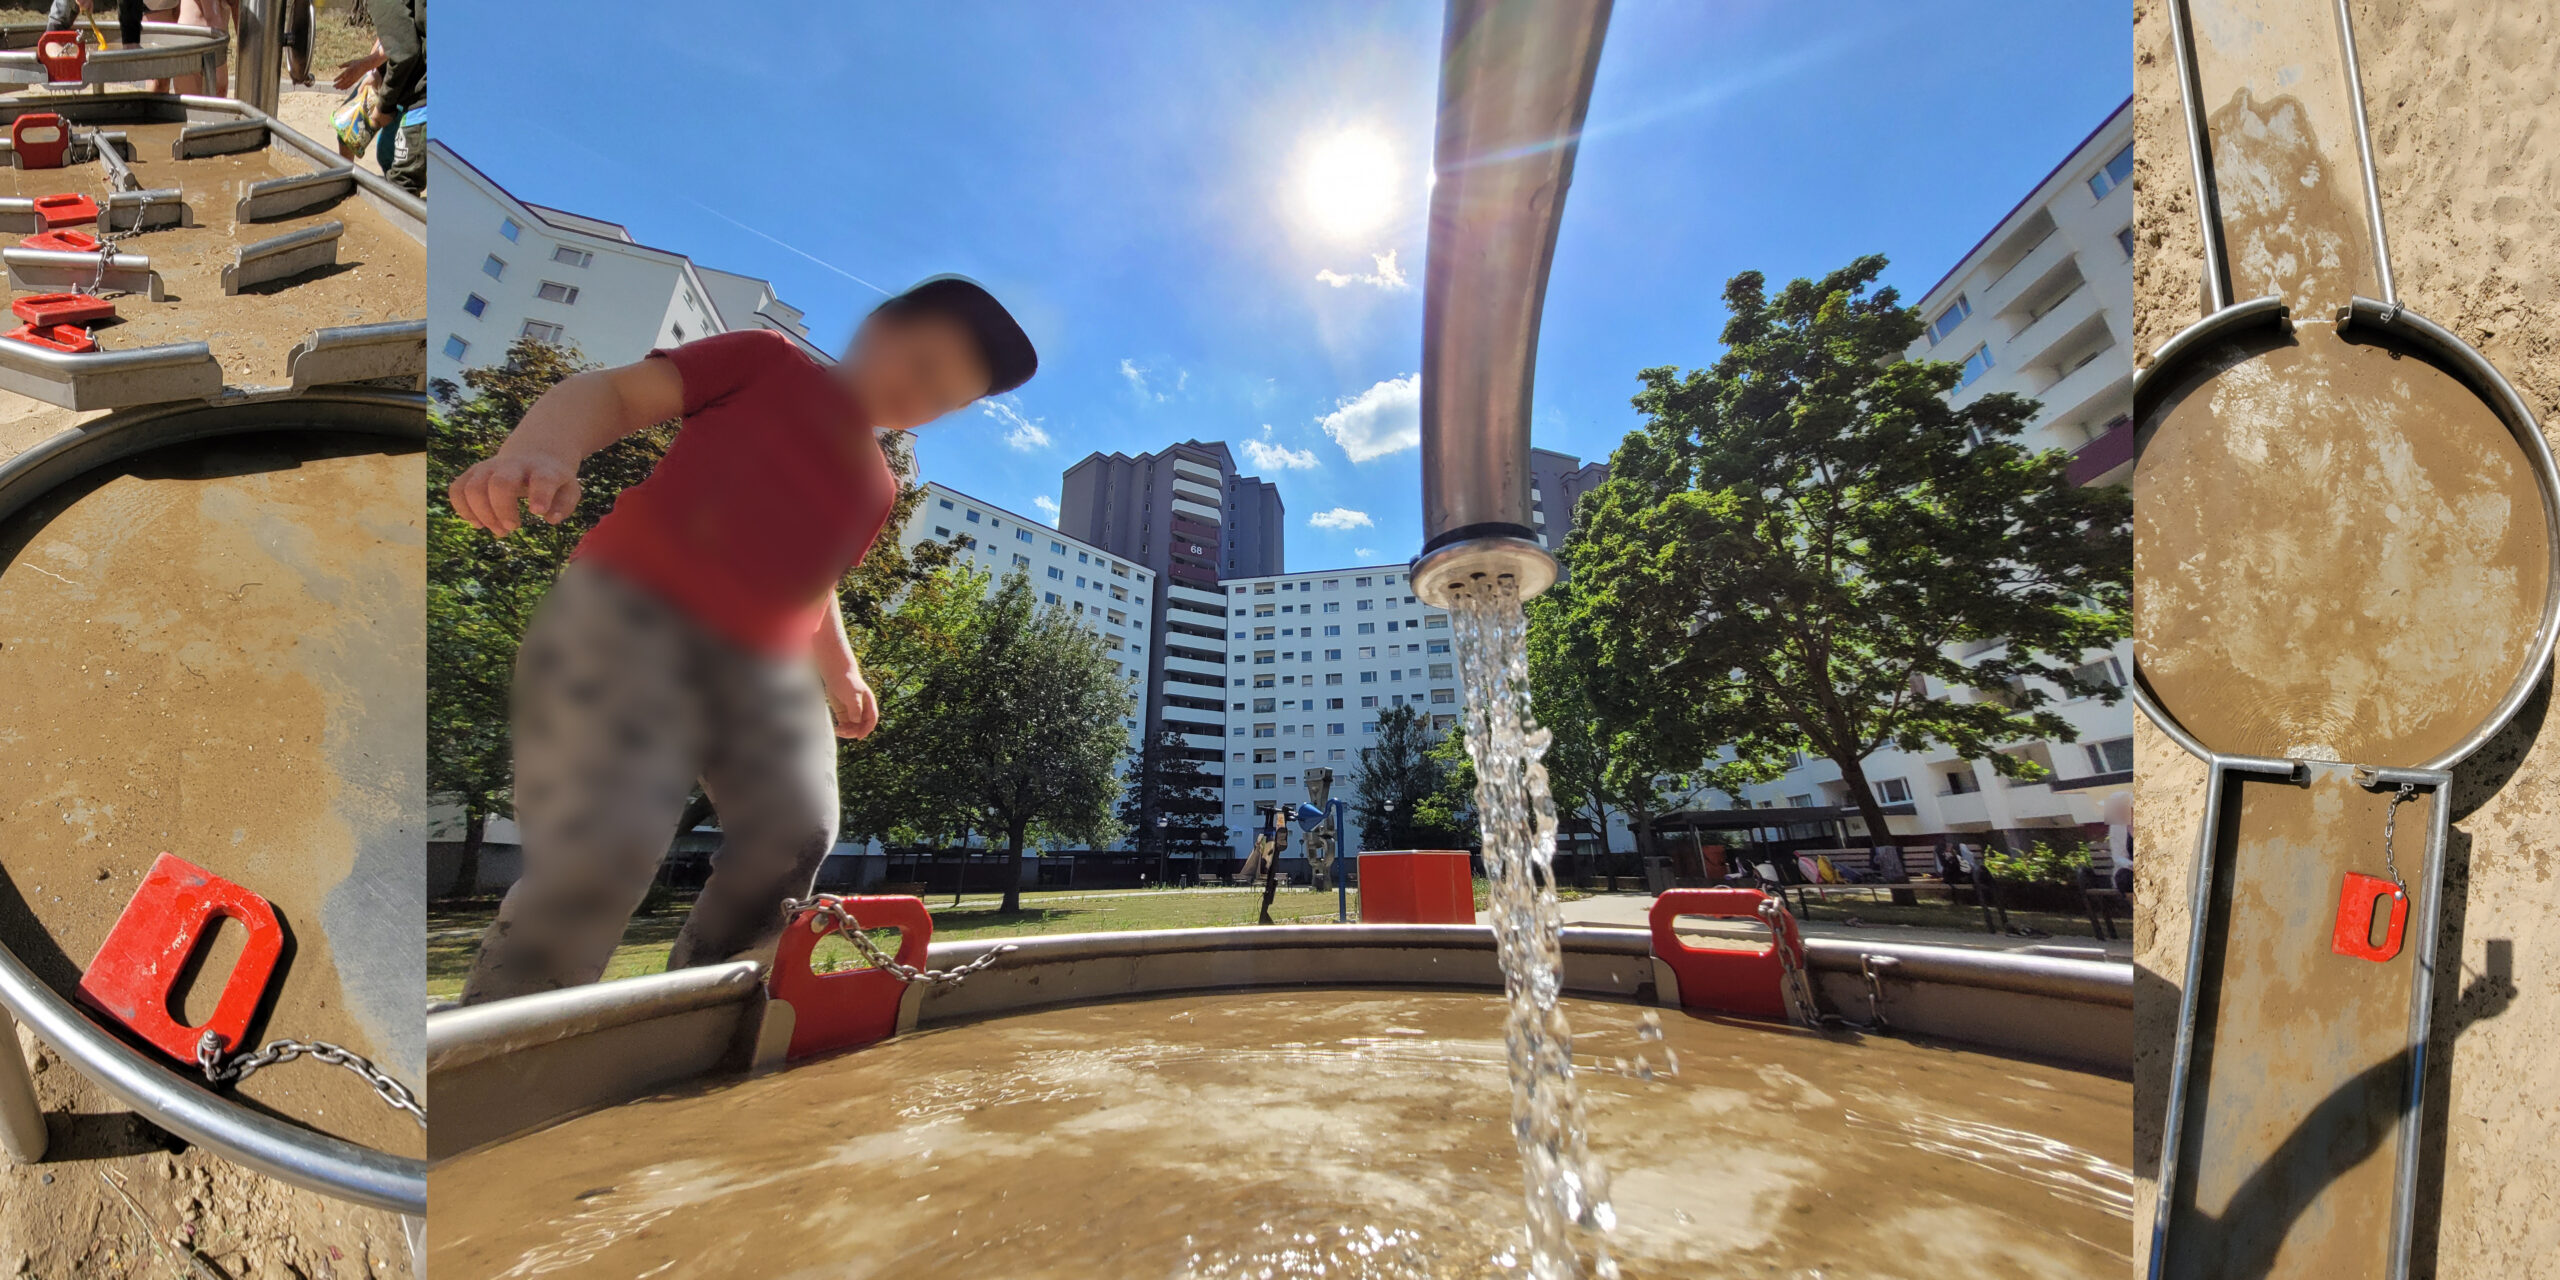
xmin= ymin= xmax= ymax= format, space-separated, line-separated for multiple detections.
xmin=1491 ymin=891 xmax=2133 ymax=960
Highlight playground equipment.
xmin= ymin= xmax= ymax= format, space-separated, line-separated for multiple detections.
xmin=0 ymin=22 xmax=228 ymax=93
xmin=425 ymin=889 xmax=2131 ymax=1273
xmin=2138 ymin=2 xmax=2560 ymax=1276
xmin=0 ymin=91 xmax=425 ymax=409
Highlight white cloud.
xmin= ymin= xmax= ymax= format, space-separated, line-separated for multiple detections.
xmin=1242 ymin=430 xmax=1321 ymax=471
xmin=1315 ymin=249 xmax=1410 ymax=291
xmin=1354 ymin=547 xmax=1377 ymax=559
xmin=1309 ymin=507 xmax=1374 ymax=531
xmin=1032 ymin=495 xmax=1059 ymax=518
xmin=1318 ymin=373 xmax=1421 ymax=462
xmin=981 ymin=398 xmax=1052 ymax=452
xmin=1119 ymin=358 xmax=1183 ymax=403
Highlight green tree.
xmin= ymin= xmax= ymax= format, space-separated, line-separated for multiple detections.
xmin=837 ymin=563 xmax=990 ymax=853
xmin=1119 ymin=724 xmax=1229 ymax=883
xmin=1352 ymin=705 xmax=1456 ymax=849
xmin=1529 ymin=571 xmax=1776 ymax=886
xmin=1569 ymin=256 xmax=2130 ymax=850
xmin=1413 ymin=724 xmax=1479 ymax=849
xmin=917 ymin=573 xmax=1133 ymax=912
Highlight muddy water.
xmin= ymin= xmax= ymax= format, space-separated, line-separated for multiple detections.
xmin=0 ymin=432 xmax=425 ymax=1158
xmin=0 ymin=120 xmax=419 ymax=389
xmin=2135 ymin=323 xmax=2549 ymax=766
xmin=430 ymin=991 xmax=2132 ymax=1279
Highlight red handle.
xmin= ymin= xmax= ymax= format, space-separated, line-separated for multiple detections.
xmin=77 ymin=853 xmax=286 ymax=1063
xmin=10 ymin=114 xmax=67 ymax=170
xmin=2331 ymin=872 xmax=2407 ymax=963
xmin=35 ymin=31 xmax=84 ymax=84
xmin=1648 ymin=888 xmax=1800 ymax=1022
xmin=768 ymin=895 xmax=933 ymax=1060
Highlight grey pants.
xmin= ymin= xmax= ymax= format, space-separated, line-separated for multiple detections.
xmin=460 ymin=563 xmax=839 ymax=1005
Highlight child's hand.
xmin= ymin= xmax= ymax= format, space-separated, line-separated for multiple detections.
xmin=823 ymin=668 xmax=878 ymax=740
xmin=449 ymin=449 xmax=583 ymax=536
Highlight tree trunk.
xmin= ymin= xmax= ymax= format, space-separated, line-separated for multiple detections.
xmin=1834 ymin=754 xmax=1917 ymax=905
xmin=1593 ymin=802 xmax=1618 ymax=892
xmin=1001 ymin=824 xmax=1026 ymax=914
xmin=449 ymin=809 xmax=486 ymax=900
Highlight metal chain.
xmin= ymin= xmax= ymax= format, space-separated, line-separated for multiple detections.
xmin=197 ymin=1032 xmax=426 ymax=1129
xmin=782 ymin=895 xmax=1016 ymax=987
xmin=1756 ymin=897 xmax=1828 ymax=1030
xmin=2380 ymin=782 xmax=2417 ymax=901
xmin=83 ymin=130 xmax=147 ymax=299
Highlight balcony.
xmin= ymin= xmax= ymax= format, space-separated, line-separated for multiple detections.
xmin=2068 ymin=416 xmax=2134 ymax=486
xmin=1978 ymin=222 xmax=2075 ymax=323
xmin=1170 ymin=455 xmax=1222 ymax=487
xmin=2030 ymin=344 xmax=2132 ymax=445
xmin=1171 ymin=476 xmax=1222 ymax=508
xmin=1164 ymin=651 xmax=1226 ymax=679
xmin=2002 ymin=278 xmax=2106 ymax=380
xmin=1168 ymin=511 xmax=1220 ymax=545
xmin=1170 ymin=494 xmax=1222 ymax=525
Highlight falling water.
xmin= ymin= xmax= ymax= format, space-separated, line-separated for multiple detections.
xmin=1447 ymin=576 xmax=1618 ymax=1280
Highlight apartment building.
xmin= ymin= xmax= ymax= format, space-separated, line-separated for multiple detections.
xmin=425 ymin=141 xmax=827 ymax=394
xmin=1719 ymin=99 xmax=2137 ymax=848
xmin=1057 ymin=442 xmax=1286 ymax=852
xmin=893 ymin=482 xmax=1155 ymax=767
xmin=1210 ymin=566 xmax=1458 ymax=857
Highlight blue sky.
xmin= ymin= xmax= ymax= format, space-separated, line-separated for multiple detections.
xmin=439 ymin=1 xmax=2127 ymax=570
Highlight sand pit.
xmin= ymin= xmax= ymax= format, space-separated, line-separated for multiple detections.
xmin=2133 ymin=1 xmax=2560 ymax=1272
xmin=0 ymin=426 xmax=424 ymax=1161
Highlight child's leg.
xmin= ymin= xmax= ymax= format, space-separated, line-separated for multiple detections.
xmin=665 ymin=652 xmax=840 ymax=971
xmin=458 ymin=567 xmax=704 ymax=1004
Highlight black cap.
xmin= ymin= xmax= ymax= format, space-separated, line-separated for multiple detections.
xmin=874 ymin=274 xmax=1039 ymax=396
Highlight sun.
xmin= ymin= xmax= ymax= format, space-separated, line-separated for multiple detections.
xmin=1297 ymin=128 xmax=1400 ymax=239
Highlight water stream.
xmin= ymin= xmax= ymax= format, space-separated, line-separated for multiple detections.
xmin=1448 ymin=577 xmax=1619 ymax=1280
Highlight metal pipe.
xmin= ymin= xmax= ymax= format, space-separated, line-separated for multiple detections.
xmin=2332 ymin=0 xmax=2396 ymax=307
xmin=232 ymin=0 xmax=277 ymax=115
xmin=0 ymin=1005 xmax=46 ymax=1163
xmin=1410 ymin=0 xmax=1611 ymax=608
xmin=2165 ymin=0 xmax=2232 ymax=314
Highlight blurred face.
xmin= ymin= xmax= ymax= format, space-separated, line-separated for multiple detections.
xmin=842 ymin=311 xmax=992 ymax=431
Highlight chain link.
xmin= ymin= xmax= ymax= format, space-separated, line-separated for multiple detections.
xmin=2380 ymin=782 xmax=2417 ymax=901
xmin=783 ymin=895 xmax=1016 ymax=987
xmin=83 ymin=129 xmax=147 ymax=299
xmin=1756 ymin=896 xmax=1828 ymax=1030
xmin=197 ymin=1032 xmax=425 ymax=1129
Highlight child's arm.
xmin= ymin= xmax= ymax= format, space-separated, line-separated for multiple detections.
xmin=816 ymin=595 xmax=878 ymax=740
xmin=448 ymin=359 xmax=685 ymax=536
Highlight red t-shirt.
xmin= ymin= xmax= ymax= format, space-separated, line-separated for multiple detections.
xmin=573 ymin=329 xmax=896 ymax=656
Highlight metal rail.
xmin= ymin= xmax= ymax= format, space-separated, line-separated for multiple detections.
xmin=0 ymin=22 xmax=224 ymax=87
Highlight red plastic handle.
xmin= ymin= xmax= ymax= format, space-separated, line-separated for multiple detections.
xmin=10 ymin=291 xmax=111 ymax=326
xmin=768 ymin=895 xmax=933 ymax=1061
xmin=2331 ymin=872 xmax=2407 ymax=963
xmin=1649 ymin=887 xmax=1801 ymax=1021
xmin=10 ymin=113 xmax=68 ymax=170
xmin=18 ymin=230 xmax=100 ymax=254
xmin=29 ymin=193 xmax=97 ymax=229
xmin=77 ymin=853 xmax=285 ymax=1063
xmin=4 ymin=322 xmax=95 ymax=353
xmin=35 ymin=31 xmax=84 ymax=85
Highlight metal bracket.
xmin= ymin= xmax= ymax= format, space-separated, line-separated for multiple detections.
xmin=102 ymin=188 xmax=188 ymax=233
xmin=0 ymin=334 xmax=220 ymax=409
xmin=287 ymin=320 xmax=427 ymax=389
xmin=221 ymin=221 xmax=341 ymax=295
xmin=236 ymin=165 xmax=355 ymax=223
xmin=2 ymin=246 xmax=162 ymax=300
xmin=173 ymin=118 xmax=266 ymax=160
xmin=92 ymin=129 xmax=137 ymax=192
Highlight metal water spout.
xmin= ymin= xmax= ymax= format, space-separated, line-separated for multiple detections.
xmin=1410 ymin=0 xmax=1612 ymax=610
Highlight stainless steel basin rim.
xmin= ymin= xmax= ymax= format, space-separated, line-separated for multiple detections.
xmin=0 ymin=389 xmax=429 ymax=1216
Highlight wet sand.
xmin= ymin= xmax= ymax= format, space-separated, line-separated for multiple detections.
xmin=432 ymin=990 xmax=2132 ymax=1279
xmin=0 ymin=431 xmax=425 ymax=1158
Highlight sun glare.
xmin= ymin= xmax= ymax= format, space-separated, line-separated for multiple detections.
xmin=1298 ymin=128 xmax=1400 ymax=238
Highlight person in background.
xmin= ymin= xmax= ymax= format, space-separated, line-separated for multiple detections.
xmin=278 ymin=0 xmax=314 ymax=85
xmin=334 ymin=0 xmax=424 ymax=194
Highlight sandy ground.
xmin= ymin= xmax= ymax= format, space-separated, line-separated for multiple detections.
xmin=2131 ymin=1 xmax=2560 ymax=1273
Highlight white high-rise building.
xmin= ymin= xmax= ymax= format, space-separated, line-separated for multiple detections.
xmin=892 ymin=482 xmax=1157 ymax=776
xmin=424 ymin=140 xmax=827 ymax=395
xmin=1206 ymin=566 xmax=1458 ymax=859
xmin=1722 ymin=99 xmax=2137 ymax=845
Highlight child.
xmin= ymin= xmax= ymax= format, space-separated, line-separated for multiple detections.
xmin=449 ymin=276 xmax=1037 ymax=1005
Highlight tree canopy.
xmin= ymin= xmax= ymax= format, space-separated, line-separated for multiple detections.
xmin=1563 ymin=256 xmax=2131 ymax=844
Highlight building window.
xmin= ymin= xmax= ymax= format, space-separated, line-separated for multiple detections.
xmin=536 ymin=281 xmax=580 ymax=305
xmin=499 ymin=218 xmax=520 ymax=241
xmin=1941 ymin=769 xmax=1982 ymax=796
xmin=2118 ymin=226 xmax=2135 ymax=260
xmin=2087 ymin=143 xmax=2134 ymax=199
xmin=462 ymin=293 xmax=487 ymax=318
xmin=1876 ymin=777 xmax=1913 ymax=804
xmin=1429 ymin=689 xmax=1454 ymax=704
xmin=551 ymin=245 xmax=594 ymax=268
xmin=481 ymin=254 xmax=507 ymax=280
xmin=1015 ymin=528 xmax=1034 ymax=543
xmin=1957 ymin=344 xmax=1994 ymax=388
xmin=1925 ymin=294 xmax=1971 ymax=346
xmin=442 ymin=334 xmax=468 ymax=361
xmin=521 ymin=320 xmax=565 ymax=343
xmin=2069 ymin=656 xmax=2127 ymax=694
xmin=2085 ymin=737 xmax=2134 ymax=773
